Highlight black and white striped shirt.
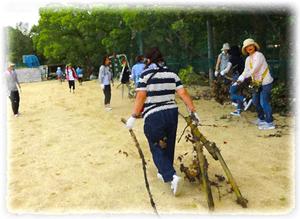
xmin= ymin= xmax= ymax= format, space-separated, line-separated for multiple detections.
xmin=136 ymin=64 xmax=183 ymax=119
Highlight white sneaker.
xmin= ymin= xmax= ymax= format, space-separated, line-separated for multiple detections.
xmin=105 ymin=107 xmax=112 ymax=111
xmin=252 ymin=119 xmax=267 ymax=126
xmin=243 ymin=99 xmax=252 ymax=111
xmin=231 ymin=102 xmax=238 ymax=107
xmin=171 ymin=175 xmax=184 ymax=196
xmin=157 ymin=173 xmax=164 ymax=182
xmin=230 ymin=110 xmax=241 ymax=117
xmin=258 ymin=122 xmax=275 ymax=130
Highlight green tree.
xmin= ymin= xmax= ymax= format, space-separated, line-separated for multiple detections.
xmin=7 ymin=22 xmax=34 ymax=65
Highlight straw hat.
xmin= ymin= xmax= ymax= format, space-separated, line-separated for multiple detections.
xmin=242 ymin=38 xmax=260 ymax=55
xmin=221 ymin=43 xmax=230 ymax=51
xmin=8 ymin=62 xmax=15 ymax=68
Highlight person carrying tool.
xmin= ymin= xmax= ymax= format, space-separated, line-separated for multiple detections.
xmin=125 ymin=47 xmax=200 ymax=196
xmin=236 ymin=38 xmax=275 ymax=130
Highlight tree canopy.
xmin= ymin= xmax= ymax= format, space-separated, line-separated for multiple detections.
xmin=8 ymin=5 xmax=293 ymax=81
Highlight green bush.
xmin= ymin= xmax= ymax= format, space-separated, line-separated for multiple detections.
xmin=271 ymin=82 xmax=291 ymax=115
xmin=178 ymin=65 xmax=208 ymax=86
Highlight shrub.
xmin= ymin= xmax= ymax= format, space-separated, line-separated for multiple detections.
xmin=178 ymin=65 xmax=209 ymax=86
xmin=271 ymin=81 xmax=291 ymax=115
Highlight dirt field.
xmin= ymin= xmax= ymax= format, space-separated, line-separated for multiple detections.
xmin=6 ymin=80 xmax=295 ymax=215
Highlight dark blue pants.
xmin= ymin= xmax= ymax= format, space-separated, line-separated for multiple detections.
xmin=144 ymin=108 xmax=178 ymax=182
xmin=252 ymin=83 xmax=273 ymax=123
xmin=230 ymin=85 xmax=245 ymax=111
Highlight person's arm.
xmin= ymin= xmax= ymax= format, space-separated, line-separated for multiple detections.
xmin=221 ymin=62 xmax=232 ymax=75
xmin=125 ymin=90 xmax=146 ymax=129
xmin=237 ymin=57 xmax=251 ymax=83
xmin=131 ymin=90 xmax=147 ymax=116
xmin=215 ymin=54 xmax=221 ymax=71
xmin=176 ymin=87 xmax=196 ymax=112
xmin=14 ymin=71 xmax=21 ymax=91
xmin=98 ymin=66 xmax=104 ymax=84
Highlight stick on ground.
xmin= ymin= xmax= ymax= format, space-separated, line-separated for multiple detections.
xmin=121 ymin=118 xmax=158 ymax=215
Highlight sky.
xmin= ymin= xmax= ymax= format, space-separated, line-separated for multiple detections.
xmin=0 ymin=0 xmax=299 ymax=219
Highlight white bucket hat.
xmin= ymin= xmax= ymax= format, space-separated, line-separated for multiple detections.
xmin=221 ymin=43 xmax=230 ymax=51
xmin=242 ymin=38 xmax=260 ymax=55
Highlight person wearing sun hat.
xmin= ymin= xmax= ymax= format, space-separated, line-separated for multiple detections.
xmin=214 ymin=43 xmax=230 ymax=77
xmin=5 ymin=62 xmax=21 ymax=117
xmin=236 ymin=38 xmax=275 ymax=130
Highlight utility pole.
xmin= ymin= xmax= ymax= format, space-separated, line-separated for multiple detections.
xmin=206 ymin=17 xmax=214 ymax=86
xmin=137 ymin=31 xmax=143 ymax=55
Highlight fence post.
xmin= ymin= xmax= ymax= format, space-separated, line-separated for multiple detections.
xmin=206 ymin=17 xmax=214 ymax=86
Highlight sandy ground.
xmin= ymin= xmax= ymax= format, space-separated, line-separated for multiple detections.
xmin=6 ymin=80 xmax=294 ymax=215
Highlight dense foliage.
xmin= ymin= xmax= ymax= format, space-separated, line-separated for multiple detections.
xmin=7 ymin=22 xmax=34 ymax=65
xmin=7 ymin=5 xmax=293 ymax=81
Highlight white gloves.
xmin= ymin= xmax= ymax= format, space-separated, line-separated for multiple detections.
xmin=190 ymin=112 xmax=200 ymax=125
xmin=237 ymin=75 xmax=245 ymax=83
xmin=126 ymin=116 xmax=136 ymax=129
xmin=220 ymin=70 xmax=225 ymax=76
xmin=101 ymin=84 xmax=105 ymax=90
xmin=214 ymin=71 xmax=219 ymax=77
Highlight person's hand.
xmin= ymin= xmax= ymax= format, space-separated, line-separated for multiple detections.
xmin=220 ymin=70 xmax=225 ymax=76
xmin=214 ymin=71 xmax=219 ymax=77
xmin=126 ymin=116 xmax=136 ymax=129
xmin=190 ymin=112 xmax=200 ymax=125
xmin=101 ymin=84 xmax=105 ymax=90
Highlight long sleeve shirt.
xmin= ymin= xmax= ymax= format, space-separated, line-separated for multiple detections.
xmin=238 ymin=51 xmax=273 ymax=85
xmin=5 ymin=69 xmax=20 ymax=92
xmin=98 ymin=65 xmax=112 ymax=85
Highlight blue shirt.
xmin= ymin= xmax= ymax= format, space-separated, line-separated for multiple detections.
xmin=76 ymin=67 xmax=83 ymax=77
xmin=131 ymin=62 xmax=145 ymax=86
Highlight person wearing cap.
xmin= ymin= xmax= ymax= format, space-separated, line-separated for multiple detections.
xmin=214 ymin=43 xmax=230 ymax=77
xmin=125 ymin=47 xmax=200 ymax=196
xmin=5 ymin=63 xmax=21 ymax=117
xmin=236 ymin=38 xmax=275 ymax=130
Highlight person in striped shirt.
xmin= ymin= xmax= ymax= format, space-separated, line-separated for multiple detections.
xmin=126 ymin=47 xmax=200 ymax=196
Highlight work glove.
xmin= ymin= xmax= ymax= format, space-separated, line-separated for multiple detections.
xmin=126 ymin=116 xmax=136 ymax=129
xmin=232 ymin=82 xmax=238 ymax=86
xmin=220 ymin=70 xmax=225 ymax=76
xmin=214 ymin=71 xmax=219 ymax=77
xmin=101 ymin=84 xmax=105 ymax=90
xmin=190 ymin=112 xmax=200 ymax=125
xmin=237 ymin=75 xmax=245 ymax=84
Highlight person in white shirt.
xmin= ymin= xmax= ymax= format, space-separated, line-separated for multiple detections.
xmin=66 ymin=64 xmax=78 ymax=93
xmin=236 ymin=38 xmax=275 ymax=130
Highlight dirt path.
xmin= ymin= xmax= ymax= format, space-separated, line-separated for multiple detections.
xmin=7 ymin=80 xmax=294 ymax=214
